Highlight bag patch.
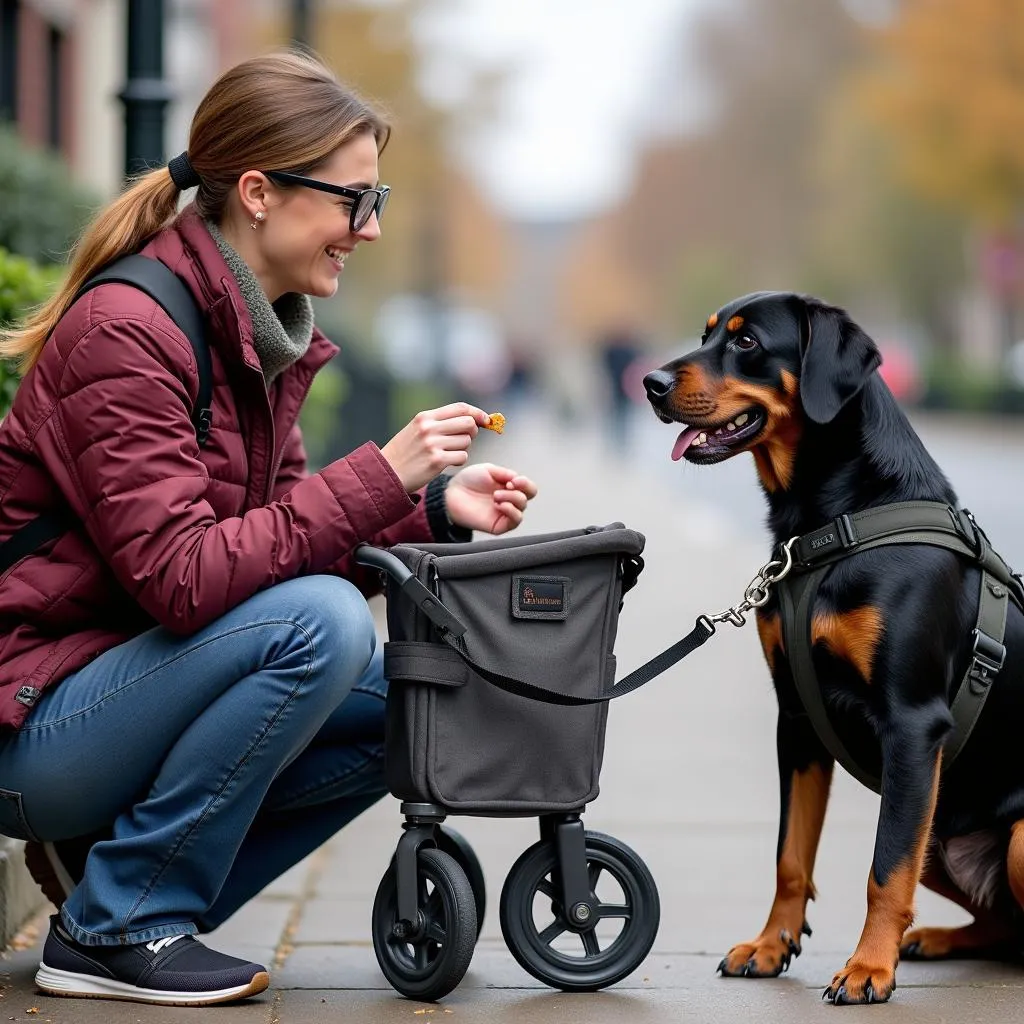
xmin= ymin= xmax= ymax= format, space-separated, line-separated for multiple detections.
xmin=512 ymin=575 xmax=570 ymax=620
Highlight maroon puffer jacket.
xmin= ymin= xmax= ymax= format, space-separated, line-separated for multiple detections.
xmin=0 ymin=206 xmax=435 ymax=731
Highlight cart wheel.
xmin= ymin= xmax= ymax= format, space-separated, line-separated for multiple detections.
xmin=436 ymin=826 xmax=486 ymax=939
xmin=499 ymin=831 xmax=659 ymax=992
xmin=372 ymin=847 xmax=477 ymax=1001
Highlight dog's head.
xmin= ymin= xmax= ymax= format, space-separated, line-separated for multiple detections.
xmin=643 ymin=292 xmax=881 ymax=490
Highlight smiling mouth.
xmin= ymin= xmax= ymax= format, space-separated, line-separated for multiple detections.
xmin=657 ymin=407 xmax=767 ymax=463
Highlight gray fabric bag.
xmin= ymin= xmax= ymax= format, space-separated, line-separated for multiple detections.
xmin=380 ymin=524 xmax=646 ymax=814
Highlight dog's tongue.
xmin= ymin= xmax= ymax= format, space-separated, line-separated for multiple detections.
xmin=671 ymin=427 xmax=701 ymax=462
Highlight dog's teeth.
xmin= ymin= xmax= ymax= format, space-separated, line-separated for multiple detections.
xmin=734 ymin=413 xmax=749 ymax=426
xmin=698 ymin=432 xmax=707 ymax=444
xmin=727 ymin=422 xmax=737 ymax=431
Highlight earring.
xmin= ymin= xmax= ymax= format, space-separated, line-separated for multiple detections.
xmin=251 ymin=210 xmax=265 ymax=230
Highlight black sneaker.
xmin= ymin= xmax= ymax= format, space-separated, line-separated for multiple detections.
xmin=35 ymin=915 xmax=269 ymax=1006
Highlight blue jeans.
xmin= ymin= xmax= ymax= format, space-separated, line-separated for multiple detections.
xmin=0 ymin=575 xmax=388 ymax=946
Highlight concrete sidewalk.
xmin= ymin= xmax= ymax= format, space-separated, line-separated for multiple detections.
xmin=2 ymin=407 xmax=1021 ymax=1023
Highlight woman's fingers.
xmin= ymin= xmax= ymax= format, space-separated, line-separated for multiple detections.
xmin=495 ymin=502 xmax=524 ymax=526
xmin=494 ymin=488 xmax=529 ymax=510
xmin=431 ymin=414 xmax=480 ymax=437
xmin=430 ymin=403 xmax=489 ymax=425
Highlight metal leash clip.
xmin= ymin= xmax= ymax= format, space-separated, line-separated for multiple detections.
xmin=703 ymin=537 xmax=798 ymax=629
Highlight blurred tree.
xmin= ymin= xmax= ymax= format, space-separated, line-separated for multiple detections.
xmin=862 ymin=0 xmax=1024 ymax=229
xmin=857 ymin=0 xmax=1024 ymax=351
xmin=251 ymin=1 xmax=511 ymax=344
xmin=574 ymin=0 xmax=869 ymax=342
xmin=0 ymin=126 xmax=98 ymax=265
xmin=0 ymin=248 xmax=63 ymax=416
xmin=808 ymin=78 xmax=969 ymax=349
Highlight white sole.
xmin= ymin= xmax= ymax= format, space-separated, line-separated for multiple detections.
xmin=35 ymin=964 xmax=270 ymax=1006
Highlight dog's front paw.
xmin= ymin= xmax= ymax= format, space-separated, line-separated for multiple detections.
xmin=823 ymin=959 xmax=895 ymax=1005
xmin=718 ymin=927 xmax=805 ymax=978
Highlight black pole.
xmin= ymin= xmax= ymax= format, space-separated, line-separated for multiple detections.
xmin=291 ymin=0 xmax=313 ymax=49
xmin=119 ymin=0 xmax=173 ymax=179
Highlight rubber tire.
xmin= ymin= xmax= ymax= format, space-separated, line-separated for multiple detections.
xmin=436 ymin=826 xmax=486 ymax=939
xmin=372 ymin=847 xmax=477 ymax=1002
xmin=499 ymin=831 xmax=660 ymax=992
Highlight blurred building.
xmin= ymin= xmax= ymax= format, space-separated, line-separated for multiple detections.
xmin=0 ymin=0 xmax=248 ymax=199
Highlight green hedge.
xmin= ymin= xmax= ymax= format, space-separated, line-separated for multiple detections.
xmin=0 ymin=125 xmax=97 ymax=265
xmin=0 ymin=247 xmax=63 ymax=415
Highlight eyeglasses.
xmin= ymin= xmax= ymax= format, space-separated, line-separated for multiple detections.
xmin=263 ymin=170 xmax=390 ymax=232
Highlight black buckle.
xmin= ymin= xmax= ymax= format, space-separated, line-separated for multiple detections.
xmin=951 ymin=507 xmax=984 ymax=557
xmin=836 ymin=513 xmax=857 ymax=549
xmin=968 ymin=628 xmax=1005 ymax=692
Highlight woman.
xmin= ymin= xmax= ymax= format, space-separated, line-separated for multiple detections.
xmin=0 ymin=50 xmax=536 ymax=1006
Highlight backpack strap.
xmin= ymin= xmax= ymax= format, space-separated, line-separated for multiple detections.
xmin=0 ymin=256 xmax=210 ymax=576
xmin=75 ymin=255 xmax=212 ymax=445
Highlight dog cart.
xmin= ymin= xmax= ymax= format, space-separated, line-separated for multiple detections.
xmin=354 ymin=524 xmax=665 ymax=1001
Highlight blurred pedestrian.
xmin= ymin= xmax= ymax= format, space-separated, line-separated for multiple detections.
xmin=598 ymin=325 xmax=644 ymax=453
xmin=0 ymin=49 xmax=537 ymax=1007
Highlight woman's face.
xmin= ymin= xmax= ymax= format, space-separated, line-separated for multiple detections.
xmin=257 ymin=132 xmax=383 ymax=300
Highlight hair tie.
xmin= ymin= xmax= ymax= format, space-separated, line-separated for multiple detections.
xmin=168 ymin=152 xmax=201 ymax=191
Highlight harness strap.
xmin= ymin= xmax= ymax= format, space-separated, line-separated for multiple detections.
xmin=791 ymin=501 xmax=1023 ymax=607
xmin=779 ymin=505 xmax=1015 ymax=793
xmin=778 ymin=563 xmax=884 ymax=792
xmin=945 ymin=571 xmax=1008 ymax=765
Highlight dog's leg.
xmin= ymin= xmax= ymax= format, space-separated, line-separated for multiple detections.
xmin=823 ymin=716 xmax=946 ymax=1005
xmin=719 ymin=707 xmax=833 ymax=978
xmin=901 ymin=844 xmax=1017 ymax=960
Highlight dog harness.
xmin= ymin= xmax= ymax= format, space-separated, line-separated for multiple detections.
xmin=776 ymin=501 xmax=1024 ymax=793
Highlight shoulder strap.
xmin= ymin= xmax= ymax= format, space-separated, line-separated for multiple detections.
xmin=0 ymin=256 xmax=211 ymax=577
xmin=435 ymin=617 xmax=716 ymax=706
xmin=75 ymin=255 xmax=212 ymax=446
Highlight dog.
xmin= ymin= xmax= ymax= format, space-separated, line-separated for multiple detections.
xmin=643 ymin=291 xmax=1024 ymax=1005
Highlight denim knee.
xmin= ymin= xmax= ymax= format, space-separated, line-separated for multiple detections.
xmin=268 ymin=575 xmax=377 ymax=696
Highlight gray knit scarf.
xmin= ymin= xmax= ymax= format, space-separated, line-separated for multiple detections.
xmin=205 ymin=220 xmax=314 ymax=383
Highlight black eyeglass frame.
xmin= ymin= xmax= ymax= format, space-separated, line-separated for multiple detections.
xmin=262 ymin=170 xmax=390 ymax=232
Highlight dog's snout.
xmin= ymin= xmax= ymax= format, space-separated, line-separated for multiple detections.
xmin=643 ymin=369 xmax=676 ymax=402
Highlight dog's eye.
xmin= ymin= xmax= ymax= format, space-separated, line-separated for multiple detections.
xmin=735 ymin=334 xmax=759 ymax=351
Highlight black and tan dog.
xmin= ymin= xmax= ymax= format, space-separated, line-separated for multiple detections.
xmin=643 ymin=291 xmax=1024 ymax=1005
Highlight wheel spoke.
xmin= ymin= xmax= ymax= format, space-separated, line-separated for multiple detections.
xmin=538 ymin=919 xmax=567 ymax=945
xmin=581 ymin=929 xmax=602 ymax=956
xmin=424 ymin=888 xmax=443 ymax=921
xmin=536 ymin=877 xmax=557 ymax=900
xmin=425 ymin=919 xmax=447 ymax=945
xmin=598 ymin=902 xmax=632 ymax=920
xmin=414 ymin=941 xmax=431 ymax=970
xmin=588 ymin=861 xmax=603 ymax=891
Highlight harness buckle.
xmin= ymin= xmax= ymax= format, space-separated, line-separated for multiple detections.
xmin=952 ymin=507 xmax=985 ymax=558
xmin=968 ymin=628 xmax=1005 ymax=693
xmin=835 ymin=513 xmax=857 ymax=549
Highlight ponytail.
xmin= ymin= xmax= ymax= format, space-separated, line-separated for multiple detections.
xmin=0 ymin=167 xmax=181 ymax=372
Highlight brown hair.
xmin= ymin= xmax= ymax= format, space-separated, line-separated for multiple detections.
xmin=1 ymin=48 xmax=389 ymax=371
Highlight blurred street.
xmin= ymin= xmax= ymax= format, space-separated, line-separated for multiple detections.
xmin=4 ymin=400 xmax=1024 ymax=1022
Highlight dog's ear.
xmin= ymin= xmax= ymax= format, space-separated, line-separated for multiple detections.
xmin=799 ymin=300 xmax=881 ymax=424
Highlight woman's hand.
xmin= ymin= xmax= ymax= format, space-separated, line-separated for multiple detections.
xmin=444 ymin=463 xmax=538 ymax=535
xmin=380 ymin=403 xmax=489 ymax=493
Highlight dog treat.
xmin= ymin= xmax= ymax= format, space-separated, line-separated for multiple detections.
xmin=483 ymin=412 xmax=506 ymax=434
